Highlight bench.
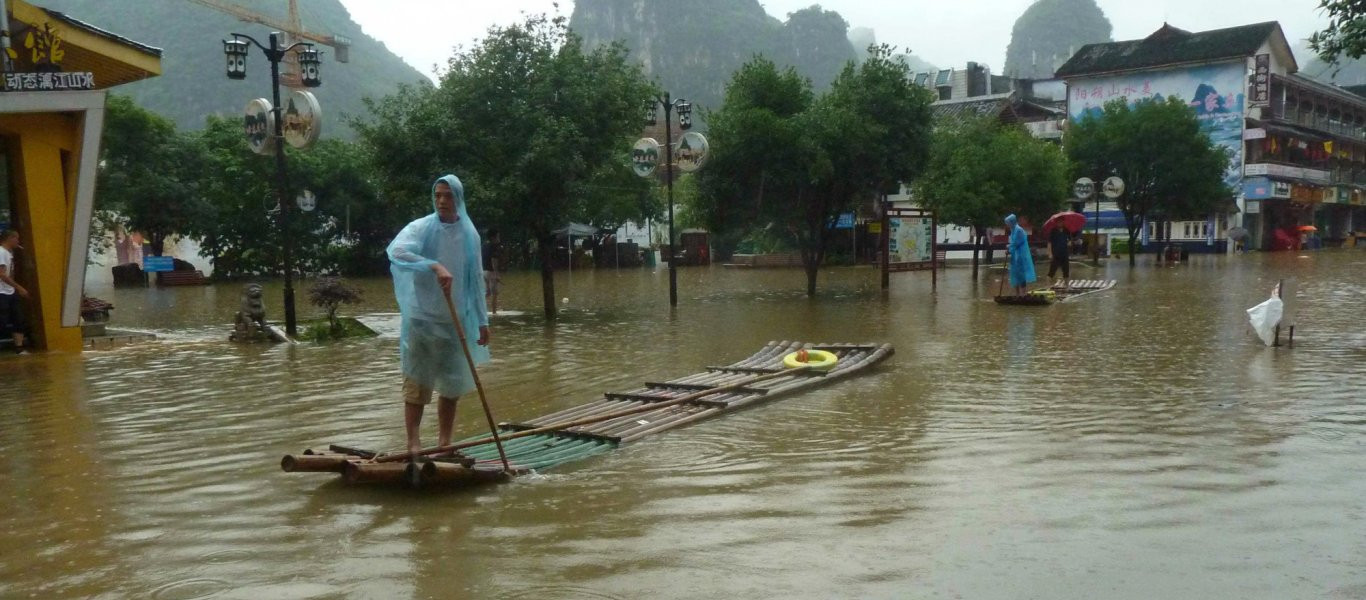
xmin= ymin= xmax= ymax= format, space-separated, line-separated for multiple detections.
xmin=157 ymin=270 xmax=209 ymax=286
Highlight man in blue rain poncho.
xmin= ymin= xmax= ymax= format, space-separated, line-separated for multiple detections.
xmin=387 ymin=175 xmax=491 ymax=456
xmin=1005 ymin=214 xmax=1036 ymax=296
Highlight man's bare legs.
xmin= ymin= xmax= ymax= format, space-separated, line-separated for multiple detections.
xmin=405 ymin=402 xmax=425 ymax=455
xmin=437 ymin=397 xmax=457 ymax=448
xmin=405 ymin=397 xmax=459 ymax=456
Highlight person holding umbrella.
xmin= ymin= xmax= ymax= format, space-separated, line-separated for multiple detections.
xmin=1004 ymin=214 xmax=1036 ymax=296
xmin=1042 ymin=210 xmax=1085 ymax=287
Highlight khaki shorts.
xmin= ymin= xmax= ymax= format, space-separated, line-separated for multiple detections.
xmin=402 ymin=377 xmax=458 ymax=406
xmin=484 ymin=270 xmax=501 ymax=296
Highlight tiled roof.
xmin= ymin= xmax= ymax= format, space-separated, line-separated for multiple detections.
xmin=1055 ymin=21 xmax=1278 ymax=78
xmin=931 ymin=93 xmax=1013 ymax=122
xmin=41 ymin=7 xmax=163 ymax=57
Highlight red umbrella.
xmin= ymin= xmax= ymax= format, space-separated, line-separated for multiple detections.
xmin=1297 ymin=225 xmax=1317 ymax=232
xmin=1042 ymin=211 xmax=1087 ymax=234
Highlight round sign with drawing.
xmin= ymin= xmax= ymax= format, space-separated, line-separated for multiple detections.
xmin=632 ymin=137 xmax=661 ymax=177
xmin=244 ymin=98 xmax=276 ymax=156
xmin=283 ymin=90 xmax=322 ymax=150
xmin=676 ymin=131 xmax=710 ymax=173
xmin=1102 ymin=176 xmax=1125 ymax=199
xmin=296 ymin=190 xmax=317 ymax=212
xmin=1073 ymin=177 xmax=1095 ymax=200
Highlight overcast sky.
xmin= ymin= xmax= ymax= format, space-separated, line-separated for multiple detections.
xmin=337 ymin=0 xmax=1331 ymax=81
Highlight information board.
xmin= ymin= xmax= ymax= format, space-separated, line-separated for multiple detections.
xmin=886 ymin=208 xmax=935 ymax=270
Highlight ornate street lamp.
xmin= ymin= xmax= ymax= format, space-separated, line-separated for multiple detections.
xmin=221 ymin=32 xmax=321 ymax=337
xmin=642 ymin=93 xmax=693 ymax=307
xmin=223 ymin=36 xmax=249 ymax=80
xmin=297 ymin=46 xmax=322 ymax=88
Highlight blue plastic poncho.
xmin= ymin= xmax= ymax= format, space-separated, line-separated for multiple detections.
xmin=1005 ymin=214 xmax=1036 ymax=288
xmin=387 ymin=175 xmax=490 ymax=398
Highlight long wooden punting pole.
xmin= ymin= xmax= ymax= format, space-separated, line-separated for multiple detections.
xmin=375 ymin=363 xmax=817 ymax=463
xmin=443 ymin=290 xmax=512 ymax=472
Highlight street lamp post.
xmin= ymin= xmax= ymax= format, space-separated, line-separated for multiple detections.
xmin=644 ymin=93 xmax=691 ymax=307
xmin=223 ymin=32 xmax=322 ymax=337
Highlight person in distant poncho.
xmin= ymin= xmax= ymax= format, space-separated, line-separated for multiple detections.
xmin=1005 ymin=214 xmax=1036 ymax=296
xmin=387 ymin=175 xmax=490 ymax=455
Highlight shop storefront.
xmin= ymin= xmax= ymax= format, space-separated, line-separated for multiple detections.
xmin=0 ymin=1 xmax=160 ymax=351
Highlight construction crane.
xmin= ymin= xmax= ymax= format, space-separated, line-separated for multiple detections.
xmin=187 ymin=0 xmax=351 ymax=88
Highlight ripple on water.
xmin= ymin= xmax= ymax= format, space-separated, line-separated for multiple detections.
xmin=496 ymin=586 xmax=628 ymax=600
xmin=148 ymin=578 xmax=232 ymax=600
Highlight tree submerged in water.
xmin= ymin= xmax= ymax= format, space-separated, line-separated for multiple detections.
xmin=308 ymin=277 xmax=363 ymax=334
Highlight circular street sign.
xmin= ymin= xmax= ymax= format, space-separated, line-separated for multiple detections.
xmin=244 ymin=98 xmax=276 ymax=156
xmin=283 ymin=90 xmax=322 ymax=150
xmin=1102 ymin=176 xmax=1126 ymax=199
xmin=296 ymin=190 xmax=317 ymax=212
xmin=676 ymin=131 xmax=710 ymax=173
xmin=1073 ymin=177 xmax=1095 ymax=200
xmin=632 ymin=137 xmax=660 ymax=178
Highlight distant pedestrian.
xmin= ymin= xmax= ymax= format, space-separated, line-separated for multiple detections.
xmin=0 ymin=230 xmax=29 ymax=353
xmin=1004 ymin=214 xmax=1036 ymax=296
xmin=482 ymin=229 xmax=502 ymax=315
xmin=1048 ymin=226 xmax=1071 ymax=287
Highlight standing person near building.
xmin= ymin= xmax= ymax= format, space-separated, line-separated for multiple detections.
xmin=1048 ymin=225 xmax=1071 ymax=288
xmin=482 ymin=229 xmax=502 ymax=315
xmin=387 ymin=175 xmax=491 ymax=457
xmin=1004 ymin=214 xmax=1036 ymax=296
xmin=0 ymin=230 xmax=29 ymax=353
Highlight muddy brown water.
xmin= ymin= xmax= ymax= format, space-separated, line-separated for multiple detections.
xmin=2 ymin=251 xmax=1364 ymax=599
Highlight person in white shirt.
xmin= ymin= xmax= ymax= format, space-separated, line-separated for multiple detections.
xmin=0 ymin=230 xmax=29 ymax=353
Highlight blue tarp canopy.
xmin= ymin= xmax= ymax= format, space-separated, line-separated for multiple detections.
xmin=1083 ymin=210 xmax=1134 ymax=230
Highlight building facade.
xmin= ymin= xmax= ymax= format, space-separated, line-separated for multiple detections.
xmin=1057 ymin=21 xmax=1363 ymax=252
xmin=0 ymin=1 xmax=161 ymax=351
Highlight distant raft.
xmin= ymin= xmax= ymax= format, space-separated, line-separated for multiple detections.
xmin=282 ymin=340 xmax=894 ymax=489
xmin=995 ymin=279 xmax=1116 ymax=305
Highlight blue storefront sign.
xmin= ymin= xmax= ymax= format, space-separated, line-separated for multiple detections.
xmin=1243 ymin=176 xmax=1273 ymax=200
xmin=143 ymin=256 xmax=174 ymax=272
xmin=834 ymin=212 xmax=854 ymax=229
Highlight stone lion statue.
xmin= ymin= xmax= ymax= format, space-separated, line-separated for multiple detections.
xmin=233 ymin=283 xmax=267 ymax=339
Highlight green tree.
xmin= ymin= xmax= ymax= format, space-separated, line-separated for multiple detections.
xmin=357 ymin=15 xmax=653 ymax=319
xmin=916 ymin=117 xmax=1071 ymax=278
xmin=697 ymin=47 xmax=934 ymax=295
xmin=194 ymin=116 xmax=278 ymax=278
xmin=97 ymin=95 xmax=210 ymax=256
xmin=1309 ymin=0 xmax=1366 ymax=64
xmin=694 ymin=58 xmax=814 ymax=261
xmin=1065 ymin=97 xmax=1230 ymax=266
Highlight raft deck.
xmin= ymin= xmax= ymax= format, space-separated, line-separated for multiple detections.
xmin=283 ymin=340 xmax=893 ymax=488
xmin=995 ymin=279 xmax=1117 ymax=305
xmin=1051 ymin=279 xmax=1116 ymax=301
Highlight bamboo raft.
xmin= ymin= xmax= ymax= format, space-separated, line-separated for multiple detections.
xmin=282 ymin=340 xmax=894 ymax=488
xmin=995 ymin=279 xmax=1116 ymax=305
xmin=1050 ymin=279 xmax=1116 ymax=302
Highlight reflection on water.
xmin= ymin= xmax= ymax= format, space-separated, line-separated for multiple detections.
xmin=2 ymin=251 xmax=1365 ymax=598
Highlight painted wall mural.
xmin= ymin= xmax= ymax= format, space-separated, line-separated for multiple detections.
xmin=1067 ymin=62 xmax=1246 ymax=191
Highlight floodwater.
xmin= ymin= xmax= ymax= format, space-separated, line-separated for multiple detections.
xmin=2 ymin=251 xmax=1364 ymax=599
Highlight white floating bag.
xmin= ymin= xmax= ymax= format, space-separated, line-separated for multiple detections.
xmin=1246 ymin=287 xmax=1284 ymax=347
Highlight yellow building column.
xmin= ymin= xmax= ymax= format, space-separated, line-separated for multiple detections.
xmin=3 ymin=113 xmax=82 ymax=351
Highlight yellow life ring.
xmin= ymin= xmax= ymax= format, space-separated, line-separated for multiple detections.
xmin=783 ymin=349 xmax=838 ymax=371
